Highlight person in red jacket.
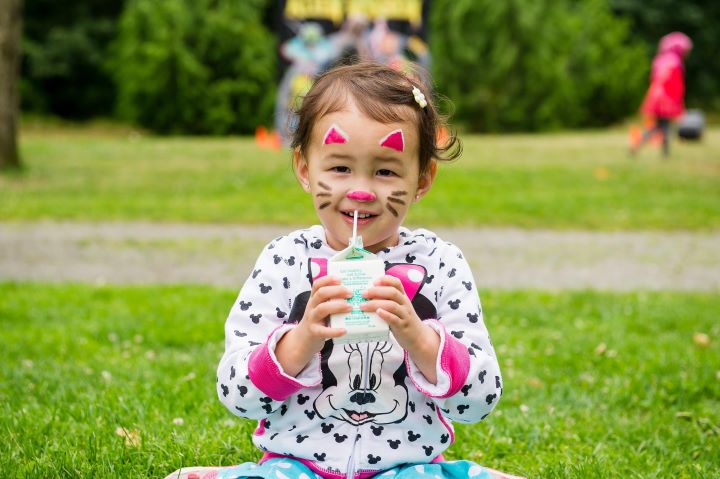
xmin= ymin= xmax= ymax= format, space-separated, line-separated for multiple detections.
xmin=631 ymin=32 xmax=692 ymax=157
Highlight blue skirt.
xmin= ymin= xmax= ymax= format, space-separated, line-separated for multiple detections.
xmin=208 ymin=457 xmax=493 ymax=479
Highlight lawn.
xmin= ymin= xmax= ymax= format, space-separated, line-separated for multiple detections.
xmin=1 ymin=124 xmax=719 ymax=230
xmin=1 ymin=282 xmax=718 ymax=478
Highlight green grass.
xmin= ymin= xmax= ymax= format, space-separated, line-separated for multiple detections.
xmin=1 ymin=126 xmax=719 ymax=229
xmin=1 ymin=282 xmax=718 ymax=478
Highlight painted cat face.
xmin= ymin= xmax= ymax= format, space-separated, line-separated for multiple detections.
xmin=294 ymin=99 xmax=436 ymax=252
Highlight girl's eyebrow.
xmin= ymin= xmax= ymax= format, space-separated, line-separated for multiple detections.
xmin=325 ymin=153 xmax=355 ymax=161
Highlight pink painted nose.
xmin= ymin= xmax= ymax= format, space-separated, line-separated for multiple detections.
xmin=346 ymin=190 xmax=376 ymax=202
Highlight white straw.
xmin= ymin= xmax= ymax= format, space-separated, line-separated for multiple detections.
xmin=352 ymin=210 xmax=358 ymax=246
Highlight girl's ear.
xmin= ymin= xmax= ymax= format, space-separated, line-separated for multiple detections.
xmin=415 ymin=160 xmax=437 ymax=201
xmin=293 ymin=148 xmax=311 ymax=192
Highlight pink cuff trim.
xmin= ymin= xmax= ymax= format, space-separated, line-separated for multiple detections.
xmin=406 ymin=320 xmax=470 ymax=398
xmin=248 ymin=325 xmax=321 ymax=401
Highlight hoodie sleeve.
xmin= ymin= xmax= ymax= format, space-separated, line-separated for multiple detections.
xmin=404 ymin=243 xmax=502 ymax=424
xmin=216 ymin=236 xmax=322 ymax=420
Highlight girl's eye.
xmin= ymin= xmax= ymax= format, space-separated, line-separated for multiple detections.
xmin=376 ymin=169 xmax=396 ymax=177
xmin=332 ymin=166 xmax=351 ymax=173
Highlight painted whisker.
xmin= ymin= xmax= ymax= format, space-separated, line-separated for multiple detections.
xmin=386 ymin=203 xmax=398 ymax=217
xmin=318 ymin=182 xmax=332 ymax=191
xmin=391 ymin=190 xmax=408 ymax=196
xmin=319 ymin=201 xmax=331 ymax=209
xmin=387 ymin=197 xmax=406 ymax=205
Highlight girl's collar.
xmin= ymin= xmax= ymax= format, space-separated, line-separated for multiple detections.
xmin=310 ymin=225 xmax=412 ymax=255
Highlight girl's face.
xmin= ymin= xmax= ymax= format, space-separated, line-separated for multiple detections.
xmin=294 ymin=99 xmax=436 ymax=253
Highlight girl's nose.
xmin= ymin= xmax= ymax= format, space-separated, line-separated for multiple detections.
xmin=346 ymin=190 xmax=377 ymax=202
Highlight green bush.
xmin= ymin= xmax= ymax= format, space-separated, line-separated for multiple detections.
xmin=112 ymin=0 xmax=276 ymax=135
xmin=430 ymin=0 xmax=648 ymax=132
xmin=21 ymin=0 xmax=124 ymax=119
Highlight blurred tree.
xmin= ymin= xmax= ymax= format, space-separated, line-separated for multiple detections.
xmin=610 ymin=0 xmax=720 ymax=111
xmin=430 ymin=0 xmax=647 ymax=132
xmin=113 ymin=0 xmax=276 ymax=135
xmin=21 ymin=0 xmax=124 ymax=119
xmin=1 ymin=0 xmax=23 ymax=170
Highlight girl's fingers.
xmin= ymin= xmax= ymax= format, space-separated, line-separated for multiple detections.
xmin=311 ymin=299 xmax=352 ymax=322
xmin=363 ymin=285 xmax=407 ymax=304
xmin=309 ymin=284 xmax=352 ymax=306
xmin=361 ymin=299 xmax=403 ymax=317
xmin=375 ymin=275 xmax=405 ymax=292
xmin=375 ymin=307 xmax=401 ymax=326
xmin=309 ymin=323 xmax=347 ymax=339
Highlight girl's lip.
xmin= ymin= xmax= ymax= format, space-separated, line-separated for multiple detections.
xmin=341 ymin=212 xmax=376 ymax=226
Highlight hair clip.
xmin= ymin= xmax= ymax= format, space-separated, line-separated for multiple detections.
xmin=412 ymin=86 xmax=427 ymax=109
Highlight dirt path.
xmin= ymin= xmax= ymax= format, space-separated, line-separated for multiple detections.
xmin=1 ymin=221 xmax=718 ymax=291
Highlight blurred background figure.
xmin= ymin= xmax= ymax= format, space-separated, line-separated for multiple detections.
xmin=272 ymin=0 xmax=430 ymax=145
xmin=631 ymin=32 xmax=693 ymax=157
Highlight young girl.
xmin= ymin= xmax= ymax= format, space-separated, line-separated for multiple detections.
xmin=167 ymin=63 xmax=510 ymax=479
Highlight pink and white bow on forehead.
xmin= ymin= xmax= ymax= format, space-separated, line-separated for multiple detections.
xmin=379 ymin=129 xmax=404 ymax=152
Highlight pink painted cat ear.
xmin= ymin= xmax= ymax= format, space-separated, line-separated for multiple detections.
xmin=379 ymin=129 xmax=404 ymax=152
xmin=323 ymin=123 xmax=349 ymax=145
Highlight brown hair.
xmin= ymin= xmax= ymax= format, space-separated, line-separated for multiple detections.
xmin=290 ymin=62 xmax=462 ymax=174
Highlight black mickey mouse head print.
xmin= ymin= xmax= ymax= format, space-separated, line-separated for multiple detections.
xmin=220 ymin=384 xmax=229 ymax=397
xmin=407 ymin=431 xmax=421 ymax=442
xmin=250 ymin=314 xmax=262 ymax=324
xmin=457 ymin=404 xmax=470 ymax=414
xmin=496 ymin=376 xmax=502 ymax=388
xmin=466 ymin=312 xmax=478 ymax=323
xmin=334 ymin=433 xmax=348 ymax=443
xmin=229 ymin=366 xmax=236 ymax=379
xmin=297 ymin=394 xmax=309 ymax=405
xmin=448 ymin=299 xmax=460 ymax=310
xmin=321 ymin=422 xmax=334 ymax=433
xmin=409 ymin=401 xmax=415 ymax=413
xmin=237 ymin=385 xmax=248 ymax=397
xmin=304 ymin=409 xmax=316 ymax=420
xmin=283 ymin=277 xmax=290 ymax=289
xmin=284 ymin=256 xmax=296 ymax=266
xmin=422 ymin=445 xmax=434 ymax=456
xmin=450 ymin=330 xmax=464 ymax=339
xmin=371 ymin=425 xmax=384 ymax=436
xmin=486 ymin=393 xmax=497 ymax=405
xmin=252 ymin=269 xmax=261 ymax=279
xmin=447 ymin=268 xmax=456 ymax=278
xmin=461 ymin=384 xmax=472 ymax=396
xmin=259 ymin=283 xmax=272 ymax=294
xmin=440 ymin=434 xmax=449 ymax=444
xmin=239 ymin=301 xmax=252 ymax=311
xmin=387 ymin=439 xmax=400 ymax=449
xmin=273 ymin=255 xmax=282 ymax=264
xmin=280 ymin=404 xmax=288 ymax=415
xmin=425 ymin=274 xmax=434 ymax=284
xmin=367 ymin=455 xmax=381 ymax=465
xmin=296 ymin=434 xmax=308 ymax=443
xmin=276 ymin=307 xmax=286 ymax=318
xmin=462 ymin=281 xmax=472 ymax=290
xmin=422 ymin=414 xmax=432 ymax=424
xmin=233 ymin=330 xmax=247 ymax=337
xmin=405 ymin=254 xmax=416 ymax=263
xmin=311 ymin=239 xmax=322 ymax=249
xmin=314 ymin=453 xmax=326 ymax=461
xmin=479 ymin=370 xmax=487 ymax=383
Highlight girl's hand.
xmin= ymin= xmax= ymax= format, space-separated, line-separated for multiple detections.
xmin=275 ymin=275 xmax=351 ymax=377
xmin=361 ymin=275 xmax=441 ymax=383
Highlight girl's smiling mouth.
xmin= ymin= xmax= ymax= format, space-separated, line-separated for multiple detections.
xmin=341 ymin=210 xmax=377 ymax=224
